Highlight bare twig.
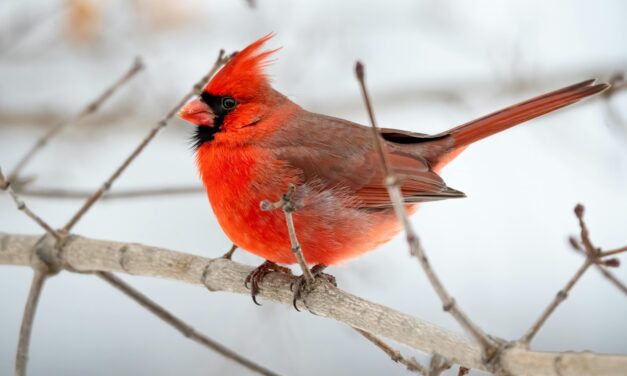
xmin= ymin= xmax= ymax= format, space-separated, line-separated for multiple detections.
xmin=569 ymin=236 xmax=627 ymax=295
xmin=221 ymin=244 xmax=238 ymax=260
xmin=592 ymin=265 xmax=627 ymax=294
xmin=354 ymin=61 xmax=498 ymax=358
xmin=7 ymin=58 xmax=144 ymax=183
xmin=599 ymin=246 xmax=627 ymax=258
xmin=15 ymin=270 xmax=49 ymax=376
xmin=62 ymin=50 xmax=232 ymax=233
xmin=519 ymin=204 xmax=619 ymax=345
xmin=355 ymin=328 xmax=426 ymax=374
xmin=260 ymin=184 xmax=314 ymax=284
xmin=4 ymin=232 xmax=627 ymax=375
xmin=18 ymin=186 xmax=204 ymax=200
xmin=0 ymin=168 xmax=60 ymax=241
xmin=519 ymin=260 xmax=592 ymax=346
xmin=428 ymin=354 xmax=452 ymax=376
xmin=97 ymin=272 xmax=278 ymax=376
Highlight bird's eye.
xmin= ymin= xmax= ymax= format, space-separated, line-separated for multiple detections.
xmin=221 ymin=97 xmax=237 ymax=110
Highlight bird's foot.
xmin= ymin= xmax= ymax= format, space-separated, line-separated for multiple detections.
xmin=290 ymin=264 xmax=337 ymax=311
xmin=244 ymin=260 xmax=293 ymax=305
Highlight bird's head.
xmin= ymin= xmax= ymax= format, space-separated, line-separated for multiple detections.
xmin=179 ymin=34 xmax=285 ymax=148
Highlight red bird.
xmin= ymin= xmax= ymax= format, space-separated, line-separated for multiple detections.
xmin=179 ymin=35 xmax=608 ymax=301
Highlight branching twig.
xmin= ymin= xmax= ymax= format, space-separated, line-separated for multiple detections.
xmin=0 ymin=168 xmax=60 ymax=241
xmin=15 ymin=269 xmax=49 ymax=376
xmin=97 ymin=272 xmax=278 ymax=376
xmin=519 ymin=204 xmax=623 ymax=345
xmin=61 ymin=50 xmax=233 ymax=234
xmin=260 ymin=184 xmax=314 ymax=283
xmin=354 ymin=61 xmax=498 ymax=359
xmin=7 ymin=58 xmax=144 ymax=183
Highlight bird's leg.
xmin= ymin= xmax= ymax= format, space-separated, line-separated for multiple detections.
xmin=290 ymin=264 xmax=337 ymax=311
xmin=244 ymin=260 xmax=293 ymax=305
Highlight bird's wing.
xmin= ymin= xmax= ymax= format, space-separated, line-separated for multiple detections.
xmin=268 ymin=112 xmax=464 ymax=209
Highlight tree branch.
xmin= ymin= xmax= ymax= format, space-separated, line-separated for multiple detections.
xmin=354 ymin=61 xmax=498 ymax=359
xmin=2 ymin=232 xmax=626 ymax=375
xmin=15 ymin=269 xmax=49 ymax=376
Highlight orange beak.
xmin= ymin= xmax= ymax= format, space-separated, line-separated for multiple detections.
xmin=179 ymin=98 xmax=215 ymax=127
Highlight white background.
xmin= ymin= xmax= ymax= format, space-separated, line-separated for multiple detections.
xmin=1 ymin=0 xmax=626 ymax=374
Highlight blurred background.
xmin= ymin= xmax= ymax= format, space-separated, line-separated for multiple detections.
xmin=1 ymin=0 xmax=626 ymax=375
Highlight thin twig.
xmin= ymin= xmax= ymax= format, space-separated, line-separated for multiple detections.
xmin=7 ymin=58 xmax=145 ymax=183
xmin=0 ymin=168 xmax=60 ymax=241
xmin=354 ymin=61 xmax=498 ymax=358
xmin=428 ymin=354 xmax=452 ymax=376
xmin=61 ymin=50 xmax=232 ymax=234
xmin=599 ymin=246 xmax=627 ymax=258
xmin=18 ymin=186 xmax=204 ymax=200
xmin=260 ymin=184 xmax=314 ymax=284
xmin=221 ymin=244 xmax=238 ymax=260
xmin=569 ymin=236 xmax=627 ymax=295
xmin=593 ymin=264 xmax=627 ymax=294
xmin=355 ymin=328 xmax=426 ymax=374
xmin=97 ymin=272 xmax=278 ymax=376
xmin=15 ymin=270 xmax=48 ymax=376
xmin=519 ymin=260 xmax=592 ymax=346
xmin=519 ymin=204 xmax=611 ymax=345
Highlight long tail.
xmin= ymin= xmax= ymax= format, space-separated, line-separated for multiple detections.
xmin=447 ymin=79 xmax=609 ymax=148
xmin=430 ymin=79 xmax=609 ymax=170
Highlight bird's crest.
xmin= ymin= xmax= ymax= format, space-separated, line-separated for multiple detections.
xmin=204 ymin=34 xmax=279 ymax=100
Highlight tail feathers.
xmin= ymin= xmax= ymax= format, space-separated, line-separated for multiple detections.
xmin=443 ymin=79 xmax=609 ymax=150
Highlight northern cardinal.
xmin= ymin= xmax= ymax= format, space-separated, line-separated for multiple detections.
xmin=179 ymin=35 xmax=608 ymax=301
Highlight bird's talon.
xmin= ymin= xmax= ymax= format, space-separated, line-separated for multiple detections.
xmin=244 ymin=260 xmax=292 ymax=305
xmin=290 ymin=264 xmax=335 ymax=311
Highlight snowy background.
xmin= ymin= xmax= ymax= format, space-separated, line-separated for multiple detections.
xmin=1 ymin=0 xmax=626 ymax=375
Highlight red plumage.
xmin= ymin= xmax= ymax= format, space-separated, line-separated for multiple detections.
xmin=179 ymin=35 xmax=608 ymax=266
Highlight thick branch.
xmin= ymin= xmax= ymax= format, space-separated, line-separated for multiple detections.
xmin=2 ymin=232 xmax=626 ymax=375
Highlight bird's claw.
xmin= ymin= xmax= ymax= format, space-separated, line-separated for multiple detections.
xmin=244 ymin=260 xmax=292 ymax=305
xmin=290 ymin=264 xmax=336 ymax=311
